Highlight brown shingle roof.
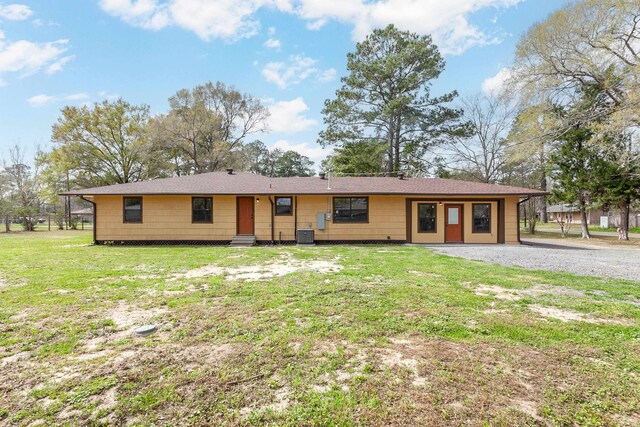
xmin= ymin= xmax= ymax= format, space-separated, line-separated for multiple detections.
xmin=61 ymin=172 xmax=547 ymax=196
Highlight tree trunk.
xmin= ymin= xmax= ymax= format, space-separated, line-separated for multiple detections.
xmin=539 ymin=170 xmax=548 ymax=223
xmin=579 ymin=208 xmax=591 ymax=239
xmin=394 ymin=115 xmax=401 ymax=173
xmin=4 ymin=215 xmax=9 ymax=232
xmin=539 ymin=145 xmax=548 ymax=223
xmin=387 ymin=121 xmax=394 ymax=174
xmin=618 ymin=202 xmax=630 ymax=240
xmin=578 ymin=194 xmax=591 ymax=239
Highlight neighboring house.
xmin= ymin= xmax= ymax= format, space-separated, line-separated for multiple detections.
xmin=62 ymin=170 xmax=545 ymax=245
xmin=547 ymin=204 xmax=598 ymax=224
xmin=70 ymin=207 xmax=94 ymax=223
xmin=547 ymin=204 xmax=640 ymax=227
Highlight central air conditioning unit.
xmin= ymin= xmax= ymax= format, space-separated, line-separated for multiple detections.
xmin=297 ymin=229 xmax=315 ymax=244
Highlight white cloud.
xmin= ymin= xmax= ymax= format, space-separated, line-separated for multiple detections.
xmin=97 ymin=0 xmax=521 ymax=54
xmin=169 ymin=0 xmax=262 ymax=40
xmin=318 ymin=67 xmax=336 ymax=83
xmin=309 ymin=0 xmax=521 ymax=55
xmin=267 ymin=26 xmax=276 ymax=36
xmin=271 ymin=139 xmax=328 ymax=161
xmin=98 ymin=0 xmax=170 ymax=30
xmin=268 ymin=97 xmax=318 ymax=133
xmin=98 ymin=90 xmax=120 ymax=100
xmin=0 ymin=35 xmax=70 ymax=77
xmin=0 ymin=3 xmax=32 ymax=21
xmin=46 ymin=55 xmax=74 ymax=74
xmin=481 ymin=67 xmax=511 ymax=96
xmin=64 ymin=92 xmax=90 ymax=101
xmin=27 ymin=92 xmax=95 ymax=108
xmin=305 ymin=19 xmax=326 ymax=31
xmin=27 ymin=94 xmax=55 ymax=107
xmin=99 ymin=0 xmax=291 ymax=41
xmin=263 ymin=37 xmax=281 ymax=49
xmin=262 ymin=55 xmax=317 ymax=89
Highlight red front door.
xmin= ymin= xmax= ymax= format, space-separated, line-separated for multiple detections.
xmin=445 ymin=204 xmax=463 ymax=243
xmin=237 ymin=197 xmax=254 ymax=235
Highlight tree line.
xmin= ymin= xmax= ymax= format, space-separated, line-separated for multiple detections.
xmin=320 ymin=1 xmax=640 ymax=240
xmin=2 ymin=0 xmax=638 ymax=239
xmin=0 ymin=82 xmax=315 ymax=230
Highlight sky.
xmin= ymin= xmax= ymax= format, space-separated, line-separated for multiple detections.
xmin=0 ymin=0 xmax=569 ymax=166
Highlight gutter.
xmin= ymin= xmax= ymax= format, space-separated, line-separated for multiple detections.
xmin=60 ymin=191 xmax=551 ymax=197
xmin=294 ymin=196 xmax=298 ymax=242
xmin=268 ymin=196 xmax=275 ymax=243
xmin=79 ymin=196 xmax=97 ymax=244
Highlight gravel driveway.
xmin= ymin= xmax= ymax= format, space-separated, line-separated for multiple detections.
xmin=430 ymin=238 xmax=640 ymax=282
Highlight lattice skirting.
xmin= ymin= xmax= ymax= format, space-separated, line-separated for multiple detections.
xmin=95 ymin=240 xmax=231 ymax=246
xmin=258 ymin=240 xmax=407 ymax=245
xmin=95 ymin=239 xmax=407 ymax=246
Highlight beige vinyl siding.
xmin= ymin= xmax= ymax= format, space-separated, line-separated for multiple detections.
xmin=463 ymin=202 xmax=498 ymax=244
xmin=295 ymin=195 xmax=406 ymax=241
xmin=410 ymin=196 xmax=519 ymax=244
xmin=411 ymin=201 xmax=444 ymax=244
xmin=95 ymin=195 xmax=236 ymax=241
xmin=504 ymin=195 xmax=519 ymax=244
xmin=412 ymin=200 xmax=503 ymax=244
xmin=254 ymin=196 xmax=296 ymax=241
xmin=94 ymin=193 xmax=522 ymax=244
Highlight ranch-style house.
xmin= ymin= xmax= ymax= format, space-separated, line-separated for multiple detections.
xmin=63 ymin=170 xmax=546 ymax=245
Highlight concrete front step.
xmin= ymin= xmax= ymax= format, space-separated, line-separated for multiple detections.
xmin=230 ymin=235 xmax=257 ymax=247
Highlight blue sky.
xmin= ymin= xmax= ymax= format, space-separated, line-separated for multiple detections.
xmin=0 ymin=0 xmax=568 ymax=165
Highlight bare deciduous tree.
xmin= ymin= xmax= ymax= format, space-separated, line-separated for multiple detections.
xmin=514 ymin=0 xmax=640 ymax=132
xmin=150 ymin=81 xmax=269 ymax=175
xmin=445 ymin=94 xmax=515 ymax=183
xmin=3 ymin=146 xmax=41 ymax=231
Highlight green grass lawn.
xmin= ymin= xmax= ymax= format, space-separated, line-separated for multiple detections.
xmin=1 ymin=231 xmax=639 ymax=426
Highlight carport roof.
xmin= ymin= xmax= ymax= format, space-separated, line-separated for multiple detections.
xmin=61 ymin=172 xmax=548 ymax=197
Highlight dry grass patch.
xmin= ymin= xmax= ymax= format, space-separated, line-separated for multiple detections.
xmin=305 ymin=336 xmax=639 ymax=426
xmin=171 ymin=253 xmax=343 ymax=281
xmin=1 ymin=233 xmax=639 ymax=425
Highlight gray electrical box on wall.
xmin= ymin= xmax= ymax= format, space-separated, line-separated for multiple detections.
xmin=317 ymin=213 xmax=326 ymax=230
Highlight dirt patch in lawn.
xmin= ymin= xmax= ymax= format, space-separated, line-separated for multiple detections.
xmin=408 ymin=270 xmax=443 ymax=278
xmin=70 ymin=301 xmax=173 ymax=357
xmin=240 ymin=384 xmax=292 ymax=416
xmin=529 ymin=304 xmax=634 ymax=325
xmin=473 ymin=283 xmax=588 ymax=300
xmin=472 ymin=284 xmax=635 ymax=325
xmin=172 ymin=254 xmax=343 ymax=281
xmin=305 ymin=336 xmax=637 ymax=425
xmin=474 ymin=283 xmax=640 ymax=308
xmin=106 ymin=300 xmax=170 ymax=330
